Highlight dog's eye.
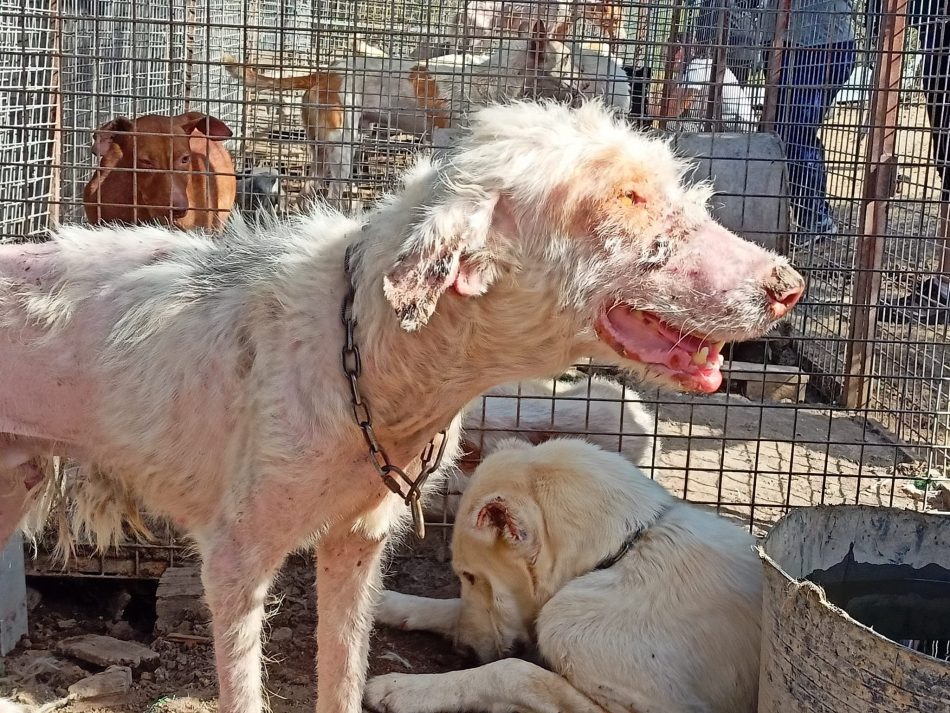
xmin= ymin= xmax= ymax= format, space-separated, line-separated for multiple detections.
xmin=179 ymin=154 xmax=191 ymax=165
xmin=138 ymin=159 xmax=155 ymax=169
xmin=618 ymin=190 xmax=645 ymax=208
xmin=461 ymin=572 xmax=476 ymax=585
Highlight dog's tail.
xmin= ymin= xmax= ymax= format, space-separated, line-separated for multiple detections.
xmin=221 ymin=54 xmax=325 ymax=91
xmin=20 ymin=458 xmax=154 ymax=563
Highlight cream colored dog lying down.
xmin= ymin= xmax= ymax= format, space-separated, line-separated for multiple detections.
xmin=367 ymin=439 xmax=762 ymax=713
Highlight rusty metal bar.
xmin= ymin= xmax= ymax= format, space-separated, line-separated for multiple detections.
xmin=183 ymin=0 xmax=198 ymax=111
xmin=760 ymin=0 xmax=791 ymax=132
xmin=48 ymin=0 xmax=62 ymax=227
xmin=706 ymin=1 xmax=729 ymax=130
xmin=658 ymin=0 xmax=685 ymax=131
xmin=843 ymin=0 xmax=907 ymax=409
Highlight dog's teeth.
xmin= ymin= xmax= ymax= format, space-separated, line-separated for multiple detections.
xmin=692 ymin=347 xmax=709 ymax=365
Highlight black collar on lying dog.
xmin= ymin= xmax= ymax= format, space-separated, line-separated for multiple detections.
xmin=593 ymin=503 xmax=672 ymax=571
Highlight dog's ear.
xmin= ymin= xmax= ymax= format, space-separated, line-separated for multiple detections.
xmin=474 ymin=496 xmax=529 ymax=547
xmin=178 ymin=112 xmax=234 ymax=141
xmin=383 ymin=192 xmax=499 ymax=331
xmin=91 ymin=118 xmax=133 ymax=157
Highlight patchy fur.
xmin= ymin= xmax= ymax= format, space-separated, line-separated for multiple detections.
xmin=0 ymin=101 xmax=799 ymax=713
xmin=369 ymin=439 xmax=762 ymax=713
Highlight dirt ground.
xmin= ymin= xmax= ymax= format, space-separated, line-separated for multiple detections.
xmin=1 ymin=548 xmax=465 ymax=713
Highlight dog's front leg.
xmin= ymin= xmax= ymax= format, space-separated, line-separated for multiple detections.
xmin=374 ymin=590 xmax=460 ymax=640
xmin=315 ymin=525 xmax=388 ymax=713
xmin=199 ymin=530 xmax=284 ymax=713
xmin=365 ymin=659 xmax=609 ymax=713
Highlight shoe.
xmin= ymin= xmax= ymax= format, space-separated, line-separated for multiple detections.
xmin=879 ymin=276 xmax=950 ymax=325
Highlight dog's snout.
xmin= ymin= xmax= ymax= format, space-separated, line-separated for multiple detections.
xmin=170 ymin=191 xmax=189 ymax=219
xmin=764 ymin=265 xmax=805 ymax=318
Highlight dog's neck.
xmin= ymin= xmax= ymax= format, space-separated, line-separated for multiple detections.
xmin=590 ymin=502 xmax=673 ymax=572
xmin=344 ymin=234 xmax=585 ymax=451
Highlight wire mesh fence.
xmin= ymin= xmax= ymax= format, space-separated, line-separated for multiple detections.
xmin=0 ymin=0 xmax=947 ymax=575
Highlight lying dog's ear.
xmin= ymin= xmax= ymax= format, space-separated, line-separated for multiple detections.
xmin=91 ymin=118 xmax=133 ymax=157
xmin=383 ymin=193 xmax=499 ymax=331
xmin=473 ymin=496 xmax=530 ymax=548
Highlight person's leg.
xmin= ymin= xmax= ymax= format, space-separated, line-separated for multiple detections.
xmin=882 ymin=20 xmax=950 ymax=323
xmin=776 ymin=46 xmax=832 ymax=233
xmin=774 ymin=47 xmax=815 ymax=230
xmin=776 ymin=42 xmax=856 ymax=236
xmin=921 ymin=21 xmax=950 ymax=206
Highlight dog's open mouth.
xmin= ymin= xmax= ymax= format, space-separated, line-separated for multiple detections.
xmin=595 ymin=305 xmax=725 ymax=393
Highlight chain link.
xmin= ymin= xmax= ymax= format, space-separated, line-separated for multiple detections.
xmin=340 ymin=245 xmax=447 ymax=538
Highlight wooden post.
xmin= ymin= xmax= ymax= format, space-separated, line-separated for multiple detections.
xmin=706 ymin=1 xmax=730 ymax=131
xmin=658 ymin=1 xmax=685 ymax=131
xmin=760 ymin=0 xmax=791 ymax=132
xmin=48 ymin=0 xmax=62 ymax=227
xmin=843 ymin=0 xmax=906 ymax=408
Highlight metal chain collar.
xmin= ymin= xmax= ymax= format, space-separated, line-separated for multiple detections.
xmin=340 ymin=244 xmax=448 ymax=538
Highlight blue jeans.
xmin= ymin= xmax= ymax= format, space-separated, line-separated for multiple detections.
xmin=775 ymin=40 xmax=857 ymax=232
xmin=918 ymin=20 xmax=949 ymax=203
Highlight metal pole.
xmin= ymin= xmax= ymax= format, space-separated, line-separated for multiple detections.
xmin=843 ymin=0 xmax=907 ymax=408
xmin=760 ymin=0 xmax=791 ymax=132
xmin=658 ymin=1 xmax=685 ymax=130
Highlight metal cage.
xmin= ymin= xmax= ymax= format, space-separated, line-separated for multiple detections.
xmin=1 ymin=0 xmax=947 ymax=577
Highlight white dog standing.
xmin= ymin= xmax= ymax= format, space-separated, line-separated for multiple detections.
xmin=0 ymin=101 xmax=801 ymax=713
xmin=369 ymin=438 xmax=763 ymax=713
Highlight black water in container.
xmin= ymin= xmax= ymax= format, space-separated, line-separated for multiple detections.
xmin=806 ymin=544 xmax=950 ymax=661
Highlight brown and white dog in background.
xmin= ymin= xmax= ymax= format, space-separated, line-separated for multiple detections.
xmin=222 ymin=26 xmax=630 ymax=205
xmin=82 ymin=112 xmax=237 ymax=232
xmin=411 ymin=0 xmax=627 ymax=59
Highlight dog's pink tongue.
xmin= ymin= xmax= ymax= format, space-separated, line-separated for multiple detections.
xmin=679 ymin=367 xmax=723 ymax=393
xmin=606 ymin=307 xmax=674 ymax=355
xmin=604 ymin=306 xmax=723 ymax=394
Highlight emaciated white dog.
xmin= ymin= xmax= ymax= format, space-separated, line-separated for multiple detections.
xmin=369 ymin=438 xmax=763 ymax=713
xmin=0 ymin=101 xmax=800 ymax=713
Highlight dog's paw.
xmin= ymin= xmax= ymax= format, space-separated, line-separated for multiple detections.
xmin=374 ymin=591 xmax=412 ymax=629
xmin=363 ymin=673 xmax=416 ymax=713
